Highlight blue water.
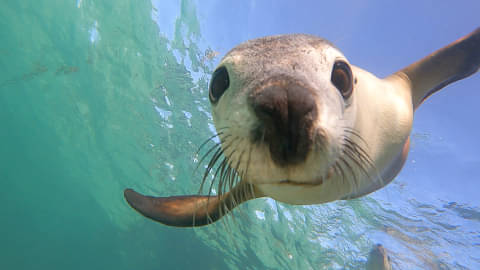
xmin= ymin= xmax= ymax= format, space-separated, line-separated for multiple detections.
xmin=1 ymin=1 xmax=479 ymax=269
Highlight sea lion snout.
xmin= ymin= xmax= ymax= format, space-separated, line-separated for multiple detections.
xmin=249 ymin=76 xmax=318 ymax=166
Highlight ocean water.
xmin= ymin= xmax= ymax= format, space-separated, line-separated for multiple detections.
xmin=1 ymin=1 xmax=479 ymax=269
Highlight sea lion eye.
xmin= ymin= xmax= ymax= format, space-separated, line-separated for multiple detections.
xmin=331 ymin=60 xmax=353 ymax=99
xmin=209 ymin=66 xmax=230 ymax=104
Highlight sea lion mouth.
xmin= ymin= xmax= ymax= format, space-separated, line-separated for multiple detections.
xmin=274 ymin=164 xmax=335 ymax=187
xmin=277 ymin=178 xmax=324 ymax=187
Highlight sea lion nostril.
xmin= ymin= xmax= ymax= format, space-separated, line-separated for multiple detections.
xmin=249 ymin=77 xmax=317 ymax=166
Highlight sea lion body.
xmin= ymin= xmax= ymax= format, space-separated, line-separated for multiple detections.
xmin=124 ymin=28 xmax=480 ymax=227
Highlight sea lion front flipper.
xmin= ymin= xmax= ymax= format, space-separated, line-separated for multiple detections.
xmin=124 ymin=182 xmax=262 ymax=227
xmin=394 ymin=27 xmax=480 ymax=110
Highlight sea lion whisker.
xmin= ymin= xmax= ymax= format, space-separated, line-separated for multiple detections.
xmin=201 ymin=156 xmax=231 ymax=225
xmin=343 ymin=137 xmax=384 ymax=186
xmin=339 ymin=156 xmax=359 ymax=193
xmin=195 ymin=132 xmax=232 ymax=169
xmin=199 ymin=146 xmax=224 ymax=194
xmin=214 ymin=139 xmax=239 ymax=196
xmin=228 ymin=172 xmax=240 ymax=211
xmin=194 ymin=132 xmax=231 ymax=166
xmin=215 ymin=126 xmax=231 ymax=132
xmin=238 ymin=170 xmax=246 ymax=205
xmin=194 ymin=153 xmax=227 ymax=225
xmin=339 ymin=129 xmax=375 ymax=176
xmin=342 ymin=127 xmax=362 ymax=138
xmin=222 ymin=163 xmax=234 ymax=196
xmin=342 ymin=146 xmax=372 ymax=189
xmin=342 ymin=142 xmax=371 ymax=175
xmin=224 ymin=140 xmax=247 ymax=195
xmin=229 ymin=145 xmax=246 ymax=192
xmin=196 ymin=131 xmax=224 ymax=155
xmin=334 ymin=161 xmax=347 ymax=188
xmin=229 ymin=156 xmax=241 ymax=189
xmin=343 ymin=128 xmax=369 ymax=147
xmin=195 ymin=142 xmax=221 ymax=173
xmin=344 ymin=141 xmax=372 ymax=169
xmin=205 ymin=157 xmax=226 ymax=199
xmin=217 ymin=137 xmax=242 ymax=196
xmin=343 ymin=137 xmax=376 ymax=170
xmin=215 ymin=154 xmax=230 ymax=197
xmin=216 ymin=157 xmax=230 ymax=196
xmin=201 ymin=146 xmax=223 ymax=183
xmin=219 ymin=163 xmax=231 ymax=196
xmin=245 ymin=145 xmax=256 ymax=200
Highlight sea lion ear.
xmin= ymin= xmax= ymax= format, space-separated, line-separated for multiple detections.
xmin=124 ymin=182 xmax=262 ymax=227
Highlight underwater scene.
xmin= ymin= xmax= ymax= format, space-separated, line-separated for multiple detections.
xmin=1 ymin=1 xmax=479 ymax=269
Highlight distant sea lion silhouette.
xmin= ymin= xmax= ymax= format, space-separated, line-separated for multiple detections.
xmin=125 ymin=28 xmax=480 ymax=227
xmin=366 ymin=244 xmax=392 ymax=270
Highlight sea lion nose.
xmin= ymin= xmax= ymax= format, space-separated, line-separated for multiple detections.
xmin=249 ymin=77 xmax=317 ymax=166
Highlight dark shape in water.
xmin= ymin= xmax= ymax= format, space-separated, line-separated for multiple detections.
xmin=366 ymin=244 xmax=392 ymax=270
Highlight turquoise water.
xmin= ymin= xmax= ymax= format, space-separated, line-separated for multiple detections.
xmin=1 ymin=1 xmax=479 ymax=269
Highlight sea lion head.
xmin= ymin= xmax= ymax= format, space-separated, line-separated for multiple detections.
xmin=207 ymin=34 xmax=361 ymax=203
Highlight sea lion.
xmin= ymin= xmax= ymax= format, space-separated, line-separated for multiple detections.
xmin=124 ymin=28 xmax=480 ymax=227
xmin=366 ymin=244 xmax=393 ymax=270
